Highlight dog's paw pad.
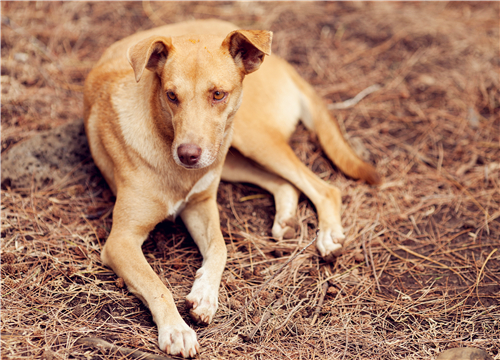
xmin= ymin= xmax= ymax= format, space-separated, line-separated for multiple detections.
xmin=158 ymin=323 xmax=199 ymax=358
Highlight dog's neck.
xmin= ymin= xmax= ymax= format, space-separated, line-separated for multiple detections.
xmin=111 ymin=72 xmax=174 ymax=170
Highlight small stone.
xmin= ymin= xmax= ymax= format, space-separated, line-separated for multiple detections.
xmin=354 ymin=251 xmax=365 ymax=263
xmin=436 ymin=347 xmax=493 ymax=360
xmin=299 ymin=292 xmax=308 ymax=300
xmin=229 ymin=297 xmax=242 ymax=309
xmin=242 ymin=269 xmax=252 ymax=280
xmin=14 ymin=52 xmax=29 ymax=63
xmin=253 ymin=267 xmax=262 ymax=277
xmin=115 ymin=277 xmax=125 ymax=288
xmin=309 ymin=268 xmax=319 ymax=277
xmin=296 ymin=324 xmax=305 ymax=335
xmin=273 ymin=249 xmax=284 ymax=258
xmin=2 ymin=252 xmax=16 ymax=264
xmin=73 ymin=304 xmax=84 ymax=317
xmin=96 ymin=227 xmax=107 ymax=240
xmin=327 ymin=286 xmax=338 ymax=295
xmin=2 ymin=264 xmax=16 ymax=275
xmin=66 ymin=265 xmax=76 ymax=277
xmin=41 ymin=349 xmax=56 ymax=360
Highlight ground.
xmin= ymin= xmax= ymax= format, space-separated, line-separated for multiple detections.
xmin=1 ymin=2 xmax=499 ymax=360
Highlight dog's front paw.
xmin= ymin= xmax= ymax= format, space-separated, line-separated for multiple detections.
xmin=185 ymin=268 xmax=219 ymax=325
xmin=316 ymin=226 xmax=346 ymax=262
xmin=272 ymin=217 xmax=299 ymax=240
xmin=158 ymin=322 xmax=199 ymax=358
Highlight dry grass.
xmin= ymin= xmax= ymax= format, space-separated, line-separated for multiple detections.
xmin=1 ymin=2 xmax=499 ymax=359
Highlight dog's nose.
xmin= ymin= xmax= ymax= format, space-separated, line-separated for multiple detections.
xmin=177 ymin=144 xmax=202 ymax=166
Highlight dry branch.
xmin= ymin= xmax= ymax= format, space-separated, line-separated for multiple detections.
xmin=75 ymin=337 xmax=175 ymax=360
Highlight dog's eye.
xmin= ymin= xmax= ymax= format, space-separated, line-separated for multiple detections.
xmin=213 ymin=91 xmax=226 ymax=101
xmin=167 ymin=91 xmax=177 ymax=102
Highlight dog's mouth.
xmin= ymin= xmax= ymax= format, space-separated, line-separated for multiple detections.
xmin=178 ymin=163 xmax=201 ymax=170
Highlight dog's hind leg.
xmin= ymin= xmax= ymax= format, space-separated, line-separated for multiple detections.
xmin=222 ymin=149 xmax=300 ymax=240
xmin=231 ymin=128 xmax=346 ymax=261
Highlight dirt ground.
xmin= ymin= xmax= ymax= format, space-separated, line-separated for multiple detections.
xmin=1 ymin=2 xmax=499 ymax=359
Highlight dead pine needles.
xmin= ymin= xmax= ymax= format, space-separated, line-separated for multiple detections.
xmin=1 ymin=2 xmax=499 ymax=359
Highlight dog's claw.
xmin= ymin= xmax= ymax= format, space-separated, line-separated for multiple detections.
xmin=194 ymin=268 xmax=204 ymax=279
xmin=186 ymin=266 xmax=219 ymax=325
xmin=158 ymin=324 xmax=199 ymax=358
xmin=186 ymin=299 xmax=198 ymax=310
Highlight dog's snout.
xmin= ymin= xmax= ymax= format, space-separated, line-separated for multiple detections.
xmin=177 ymin=144 xmax=202 ymax=166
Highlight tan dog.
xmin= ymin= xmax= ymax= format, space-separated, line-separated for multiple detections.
xmin=84 ymin=19 xmax=379 ymax=358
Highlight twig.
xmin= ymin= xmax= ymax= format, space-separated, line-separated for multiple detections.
xmin=200 ymin=231 xmax=319 ymax=337
xmin=363 ymin=235 xmax=381 ymax=292
xmin=328 ymin=84 xmax=381 ymax=110
xmin=227 ymin=186 xmax=244 ymax=225
xmin=240 ymin=297 xmax=283 ymax=342
xmin=474 ymin=248 xmax=498 ymax=304
xmin=368 ymin=236 xmax=381 ymax=293
xmin=55 ymin=337 xmax=175 ymax=360
xmin=274 ymin=298 xmax=306 ymax=331
xmin=341 ymin=328 xmax=349 ymax=360
xmin=362 ymin=238 xmax=370 ymax=269
xmin=310 ymin=281 xmax=329 ymax=326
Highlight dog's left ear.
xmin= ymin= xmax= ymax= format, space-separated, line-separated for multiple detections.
xmin=127 ymin=36 xmax=173 ymax=82
xmin=222 ymin=30 xmax=273 ymax=74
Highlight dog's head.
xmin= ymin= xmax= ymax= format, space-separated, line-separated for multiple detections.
xmin=126 ymin=29 xmax=272 ymax=170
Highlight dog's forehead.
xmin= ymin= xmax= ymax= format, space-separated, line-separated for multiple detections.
xmin=170 ymin=34 xmax=228 ymax=60
xmin=164 ymin=34 xmax=239 ymax=87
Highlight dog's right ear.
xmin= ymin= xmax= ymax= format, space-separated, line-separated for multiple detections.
xmin=222 ymin=30 xmax=273 ymax=75
xmin=127 ymin=36 xmax=172 ymax=82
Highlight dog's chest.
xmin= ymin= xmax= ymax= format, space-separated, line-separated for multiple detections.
xmin=166 ymin=169 xmax=217 ymax=219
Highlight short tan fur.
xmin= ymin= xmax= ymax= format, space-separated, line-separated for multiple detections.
xmin=84 ymin=19 xmax=379 ymax=358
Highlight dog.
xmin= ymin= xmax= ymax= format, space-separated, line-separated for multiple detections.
xmin=84 ymin=19 xmax=379 ymax=358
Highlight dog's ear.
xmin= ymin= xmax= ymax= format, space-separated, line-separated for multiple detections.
xmin=127 ymin=36 xmax=172 ymax=82
xmin=222 ymin=30 xmax=273 ymax=74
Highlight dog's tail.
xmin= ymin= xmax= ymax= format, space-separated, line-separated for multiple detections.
xmin=286 ymin=63 xmax=381 ymax=185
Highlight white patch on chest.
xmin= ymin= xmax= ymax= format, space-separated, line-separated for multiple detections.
xmin=167 ymin=169 xmax=217 ymax=219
